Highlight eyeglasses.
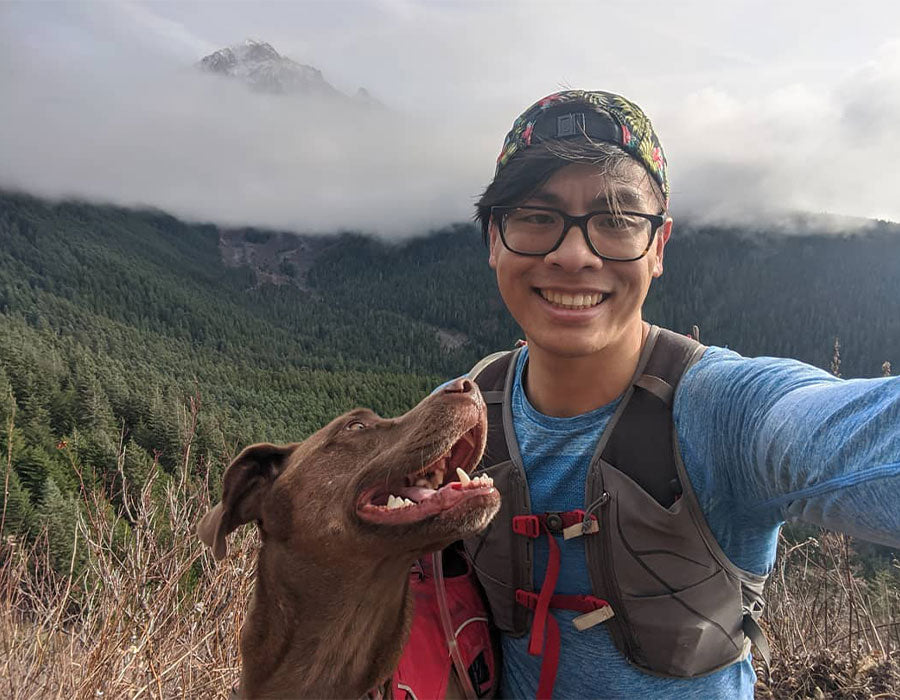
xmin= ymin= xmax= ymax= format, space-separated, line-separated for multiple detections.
xmin=491 ymin=206 xmax=666 ymax=261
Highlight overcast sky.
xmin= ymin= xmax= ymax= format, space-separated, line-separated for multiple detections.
xmin=2 ymin=0 xmax=900 ymax=235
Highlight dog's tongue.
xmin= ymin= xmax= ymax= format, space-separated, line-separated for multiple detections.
xmin=396 ymin=486 xmax=437 ymax=503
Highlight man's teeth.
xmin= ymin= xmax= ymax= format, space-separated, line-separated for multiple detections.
xmin=540 ymin=290 xmax=605 ymax=309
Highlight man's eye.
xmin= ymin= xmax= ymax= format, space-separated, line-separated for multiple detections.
xmin=345 ymin=421 xmax=367 ymax=431
xmin=513 ymin=212 xmax=555 ymax=225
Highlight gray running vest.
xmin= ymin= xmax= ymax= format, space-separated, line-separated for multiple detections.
xmin=463 ymin=326 xmax=770 ymax=678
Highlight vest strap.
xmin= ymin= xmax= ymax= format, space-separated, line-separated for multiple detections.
xmin=512 ymin=511 xmax=599 ymax=539
xmin=515 ymin=590 xmax=611 ymax=615
xmin=509 ymin=511 xmax=606 ymax=699
xmin=742 ymin=614 xmax=772 ymax=667
xmin=634 ymin=374 xmax=675 ymax=405
xmin=513 ymin=586 xmax=615 ymax=698
xmin=512 ymin=515 xmax=540 ymax=538
xmin=480 ymin=390 xmax=505 ymax=404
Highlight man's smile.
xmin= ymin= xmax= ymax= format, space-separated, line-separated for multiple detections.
xmin=537 ymin=287 xmax=610 ymax=311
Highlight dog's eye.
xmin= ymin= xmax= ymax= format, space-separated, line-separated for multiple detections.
xmin=345 ymin=420 xmax=367 ymax=431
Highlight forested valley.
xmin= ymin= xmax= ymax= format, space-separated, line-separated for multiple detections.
xmin=1 ymin=190 xmax=898 ymax=696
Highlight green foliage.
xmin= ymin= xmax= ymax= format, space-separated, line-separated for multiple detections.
xmin=0 ymin=190 xmax=897 ymax=579
xmin=1 ymin=469 xmax=34 ymax=537
xmin=37 ymin=477 xmax=84 ymax=574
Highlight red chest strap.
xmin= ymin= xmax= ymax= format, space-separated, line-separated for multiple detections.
xmin=511 ymin=510 xmax=610 ymax=700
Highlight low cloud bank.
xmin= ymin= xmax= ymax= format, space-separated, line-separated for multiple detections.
xmin=0 ymin=54 xmax=498 ymax=236
xmin=663 ymin=41 xmax=900 ymax=226
xmin=1 ymin=9 xmax=899 ymax=236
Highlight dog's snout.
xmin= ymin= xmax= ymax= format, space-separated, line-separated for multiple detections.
xmin=442 ymin=377 xmax=475 ymax=395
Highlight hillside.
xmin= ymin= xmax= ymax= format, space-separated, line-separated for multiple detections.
xmin=0 ymin=191 xmax=898 ymax=697
xmin=1 ymin=187 xmax=897 ymax=538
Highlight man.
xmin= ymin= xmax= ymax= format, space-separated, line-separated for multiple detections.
xmin=454 ymin=90 xmax=899 ymax=698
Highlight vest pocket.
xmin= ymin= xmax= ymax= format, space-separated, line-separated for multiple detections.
xmin=620 ymin=568 xmax=746 ymax=676
xmin=595 ymin=459 xmax=749 ymax=676
xmin=463 ymin=459 xmax=527 ymax=636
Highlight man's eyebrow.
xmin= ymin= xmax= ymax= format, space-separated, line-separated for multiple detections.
xmin=526 ymin=187 xmax=646 ymax=209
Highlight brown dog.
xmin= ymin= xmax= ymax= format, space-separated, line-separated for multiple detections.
xmin=198 ymin=377 xmax=500 ymax=699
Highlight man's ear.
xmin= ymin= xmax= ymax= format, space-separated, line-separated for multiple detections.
xmin=652 ymin=217 xmax=673 ymax=278
xmin=197 ymin=442 xmax=297 ymax=560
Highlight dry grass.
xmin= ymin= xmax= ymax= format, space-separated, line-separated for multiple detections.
xmin=0 ymin=461 xmax=256 ymax=699
xmin=756 ymin=532 xmax=900 ymax=699
xmin=1 ymin=465 xmax=898 ymax=698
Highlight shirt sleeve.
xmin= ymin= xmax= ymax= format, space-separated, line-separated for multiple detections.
xmin=674 ymin=346 xmax=900 ymax=574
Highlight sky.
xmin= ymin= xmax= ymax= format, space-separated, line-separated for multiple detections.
xmin=2 ymin=0 xmax=900 ymax=236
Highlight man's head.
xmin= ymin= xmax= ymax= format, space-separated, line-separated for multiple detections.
xmin=476 ymin=90 xmax=669 ymax=241
xmin=478 ymin=90 xmax=672 ymax=361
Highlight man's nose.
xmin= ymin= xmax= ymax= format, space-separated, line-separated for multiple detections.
xmin=544 ymin=223 xmax=602 ymax=270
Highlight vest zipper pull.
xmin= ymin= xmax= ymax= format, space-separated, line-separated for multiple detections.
xmin=582 ymin=491 xmax=610 ymax=533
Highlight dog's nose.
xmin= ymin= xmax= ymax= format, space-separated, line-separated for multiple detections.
xmin=442 ymin=377 xmax=475 ymax=395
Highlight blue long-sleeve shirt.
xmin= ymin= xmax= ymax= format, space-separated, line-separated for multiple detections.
xmin=498 ymin=345 xmax=899 ymax=699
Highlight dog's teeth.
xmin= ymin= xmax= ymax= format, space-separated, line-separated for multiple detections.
xmin=402 ymin=498 xmax=415 ymax=506
xmin=456 ymin=468 xmax=471 ymax=486
xmin=387 ymin=495 xmax=404 ymax=509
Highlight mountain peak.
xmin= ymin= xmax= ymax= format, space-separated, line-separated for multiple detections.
xmin=197 ymin=39 xmax=338 ymax=97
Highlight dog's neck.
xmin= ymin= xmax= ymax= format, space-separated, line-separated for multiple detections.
xmin=239 ymin=545 xmax=416 ymax=699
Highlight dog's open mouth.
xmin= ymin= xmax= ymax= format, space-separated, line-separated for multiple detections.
xmin=355 ymin=421 xmax=495 ymax=526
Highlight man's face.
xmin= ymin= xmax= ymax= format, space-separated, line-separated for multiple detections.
xmin=488 ymin=161 xmax=671 ymax=360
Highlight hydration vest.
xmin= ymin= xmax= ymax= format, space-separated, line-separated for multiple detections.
xmin=463 ymin=326 xmax=770 ymax=694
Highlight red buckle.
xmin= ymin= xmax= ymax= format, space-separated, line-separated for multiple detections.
xmin=563 ymin=594 xmax=610 ymax=613
xmin=583 ymin=594 xmax=609 ymax=610
xmin=562 ymin=509 xmax=598 ymax=528
xmin=512 ymin=515 xmax=540 ymax=538
xmin=515 ymin=589 xmax=538 ymax=610
xmin=567 ymin=509 xmax=586 ymax=526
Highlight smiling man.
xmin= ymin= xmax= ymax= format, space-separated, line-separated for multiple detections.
xmin=454 ymin=90 xmax=900 ymax=699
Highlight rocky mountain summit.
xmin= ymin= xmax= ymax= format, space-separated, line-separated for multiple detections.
xmin=197 ymin=39 xmax=372 ymax=101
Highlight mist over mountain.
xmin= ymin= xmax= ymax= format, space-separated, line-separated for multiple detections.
xmin=196 ymin=39 xmax=376 ymax=103
xmin=3 ymin=2 xmax=900 ymax=236
xmin=2 ymin=190 xmax=896 ymax=387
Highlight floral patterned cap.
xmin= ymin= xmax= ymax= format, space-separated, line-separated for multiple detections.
xmin=494 ymin=90 xmax=669 ymax=203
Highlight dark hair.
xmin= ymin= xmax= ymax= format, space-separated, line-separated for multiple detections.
xmin=474 ymin=139 xmax=665 ymax=244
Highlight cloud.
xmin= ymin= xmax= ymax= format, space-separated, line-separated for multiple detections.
xmin=0 ymin=20 xmax=497 ymax=236
xmin=662 ymin=40 xmax=900 ymax=224
xmin=1 ymin=2 xmax=899 ymax=237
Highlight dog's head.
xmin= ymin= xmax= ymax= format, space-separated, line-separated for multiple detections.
xmin=198 ymin=378 xmax=499 ymax=564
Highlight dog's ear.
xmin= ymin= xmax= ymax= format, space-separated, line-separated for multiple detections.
xmin=198 ymin=442 xmax=296 ymax=560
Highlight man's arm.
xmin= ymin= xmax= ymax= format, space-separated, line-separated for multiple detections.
xmin=674 ymin=347 xmax=900 ymax=573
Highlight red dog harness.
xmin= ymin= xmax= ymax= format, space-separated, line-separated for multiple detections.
xmin=392 ymin=554 xmax=496 ymax=699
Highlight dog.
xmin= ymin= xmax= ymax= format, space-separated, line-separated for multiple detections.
xmin=198 ymin=377 xmax=501 ymax=699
